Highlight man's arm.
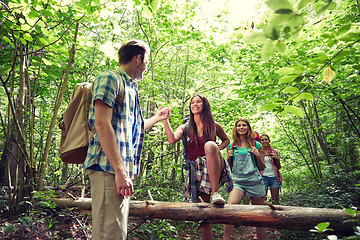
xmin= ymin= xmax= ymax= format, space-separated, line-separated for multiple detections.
xmin=144 ymin=106 xmax=170 ymax=130
xmin=94 ymin=99 xmax=133 ymax=197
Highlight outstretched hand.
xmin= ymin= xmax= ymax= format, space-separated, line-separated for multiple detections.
xmin=156 ymin=106 xmax=171 ymax=122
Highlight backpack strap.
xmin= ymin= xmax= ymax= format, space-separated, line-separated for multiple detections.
xmin=251 ymin=140 xmax=258 ymax=170
xmin=182 ymin=122 xmax=190 ymax=160
xmin=112 ymin=70 xmax=125 ymax=104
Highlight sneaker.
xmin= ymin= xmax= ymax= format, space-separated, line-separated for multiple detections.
xmin=212 ymin=192 xmax=225 ymax=205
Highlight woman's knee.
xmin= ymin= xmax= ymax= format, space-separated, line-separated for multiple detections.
xmin=204 ymin=141 xmax=219 ymax=155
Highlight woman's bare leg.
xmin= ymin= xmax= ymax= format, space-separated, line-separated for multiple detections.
xmin=270 ymin=188 xmax=280 ymax=204
xmin=204 ymin=141 xmax=224 ymax=193
xmin=251 ymin=197 xmax=266 ymax=240
xmin=223 ymin=189 xmax=245 ymax=240
xmin=200 ymin=194 xmax=214 ymax=240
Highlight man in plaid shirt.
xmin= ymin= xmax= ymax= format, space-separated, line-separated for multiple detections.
xmin=83 ymin=39 xmax=170 ymax=240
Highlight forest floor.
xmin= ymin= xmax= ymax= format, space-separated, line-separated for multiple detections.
xmin=0 ymin=206 xmax=283 ymax=240
xmin=0 ymin=186 xmax=282 ymax=240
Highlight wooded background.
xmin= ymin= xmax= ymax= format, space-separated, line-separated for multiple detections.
xmin=0 ymin=0 xmax=359 ymax=231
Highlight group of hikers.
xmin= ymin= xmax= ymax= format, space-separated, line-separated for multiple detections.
xmin=83 ymin=39 xmax=282 ymax=240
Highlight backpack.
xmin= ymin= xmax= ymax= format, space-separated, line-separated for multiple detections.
xmin=58 ymin=70 xmax=125 ymax=164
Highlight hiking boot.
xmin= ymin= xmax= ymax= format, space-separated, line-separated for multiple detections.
xmin=212 ymin=192 xmax=225 ymax=205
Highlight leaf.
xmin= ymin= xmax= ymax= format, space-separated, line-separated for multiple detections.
xmin=316 ymin=222 xmax=331 ymax=232
xmin=285 ymin=105 xmax=304 ymax=118
xmin=332 ymin=49 xmax=351 ymax=62
xmin=283 ymin=86 xmax=299 ymax=93
xmin=261 ymin=40 xmax=275 ymax=61
xmin=21 ymin=24 xmax=31 ymax=31
xmin=23 ymin=33 xmax=33 ymax=42
xmin=259 ymin=104 xmax=277 ymax=112
xmin=40 ymin=9 xmax=53 ymax=16
xmin=1 ymin=224 xmax=14 ymax=236
xmin=266 ymin=0 xmax=293 ymax=12
xmin=276 ymin=65 xmax=305 ymax=75
xmin=150 ymin=0 xmax=161 ymax=13
xmin=293 ymin=93 xmax=303 ymax=103
xmin=243 ymin=32 xmax=268 ymax=44
xmin=270 ymin=14 xmax=292 ymax=26
xmin=264 ymin=26 xmax=280 ymax=40
xmin=276 ymin=67 xmax=296 ymax=75
xmin=298 ymin=0 xmax=312 ymax=9
xmin=288 ymin=14 xmax=305 ymax=28
xmin=303 ymin=92 xmax=314 ymax=101
xmin=269 ymin=98 xmax=285 ymax=103
xmin=236 ymin=33 xmax=243 ymax=40
xmin=323 ymin=66 xmax=335 ymax=83
xmin=2 ymin=36 xmax=14 ymax=48
xmin=339 ymin=32 xmax=360 ymax=42
xmin=278 ymin=74 xmax=298 ymax=84
xmin=337 ymin=24 xmax=351 ymax=36
xmin=321 ymin=33 xmax=334 ymax=39
xmin=275 ymin=9 xmax=293 ymax=14
xmin=275 ymin=40 xmax=286 ymax=53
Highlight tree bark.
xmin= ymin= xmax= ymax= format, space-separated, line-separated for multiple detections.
xmin=37 ymin=21 xmax=79 ymax=190
xmin=51 ymin=198 xmax=358 ymax=235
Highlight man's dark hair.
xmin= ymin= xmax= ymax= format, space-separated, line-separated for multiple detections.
xmin=118 ymin=39 xmax=150 ymax=65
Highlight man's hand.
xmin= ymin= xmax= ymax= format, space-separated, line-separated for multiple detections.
xmin=157 ymin=106 xmax=171 ymax=121
xmin=115 ymin=172 xmax=134 ymax=197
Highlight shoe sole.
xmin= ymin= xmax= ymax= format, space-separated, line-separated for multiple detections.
xmin=212 ymin=200 xmax=225 ymax=205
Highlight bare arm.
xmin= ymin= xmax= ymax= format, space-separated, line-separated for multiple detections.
xmin=163 ymin=119 xmax=184 ymax=144
xmin=252 ymin=146 xmax=265 ymax=171
xmin=144 ymin=106 xmax=170 ymax=130
xmin=271 ymin=150 xmax=281 ymax=169
xmin=94 ymin=100 xmax=133 ymax=197
xmin=215 ymin=122 xmax=230 ymax=151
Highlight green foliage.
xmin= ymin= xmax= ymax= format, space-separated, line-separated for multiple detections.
xmin=0 ymin=0 xmax=359 ymax=238
xmin=281 ymin=170 xmax=360 ymax=208
xmin=1 ymin=224 xmax=15 ymax=236
xmin=129 ymin=219 xmax=179 ymax=239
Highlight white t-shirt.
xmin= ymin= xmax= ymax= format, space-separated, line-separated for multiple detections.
xmin=262 ymin=155 xmax=275 ymax=177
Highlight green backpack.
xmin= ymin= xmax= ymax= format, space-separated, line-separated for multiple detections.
xmin=58 ymin=70 xmax=125 ymax=164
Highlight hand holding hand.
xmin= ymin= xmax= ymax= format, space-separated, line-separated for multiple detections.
xmin=156 ymin=106 xmax=171 ymax=122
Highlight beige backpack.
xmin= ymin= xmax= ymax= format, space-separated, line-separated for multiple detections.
xmin=58 ymin=71 xmax=125 ymax=164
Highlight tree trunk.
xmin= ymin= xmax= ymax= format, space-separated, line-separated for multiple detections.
xmin=37 ymin=22 xmax=80 ymax=190
xmin=51 ymin=198 xmax=359 ymax=235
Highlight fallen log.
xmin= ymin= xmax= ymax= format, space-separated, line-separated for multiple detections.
xmin=51 ymin=198 xmax=359 ymax=235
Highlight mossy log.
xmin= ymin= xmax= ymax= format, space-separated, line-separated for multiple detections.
xmin=51 ymin=198 xmax=359 ymax=235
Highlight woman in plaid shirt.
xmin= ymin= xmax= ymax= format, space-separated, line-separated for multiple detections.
xmin=163 ymin=94 xmax=233 ymax=240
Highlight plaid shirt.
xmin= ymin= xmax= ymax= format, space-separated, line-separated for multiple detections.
xmin=83 ymin=67 xmax=144 ymax=178
xmin=184 ymin=156 xmax=233 ymax=202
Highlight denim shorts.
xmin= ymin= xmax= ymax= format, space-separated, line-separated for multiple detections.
xmin=263 ymin=176 xmax=281 ymax=190
xmin=233 ymin=178 xmax=265 ymax=198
